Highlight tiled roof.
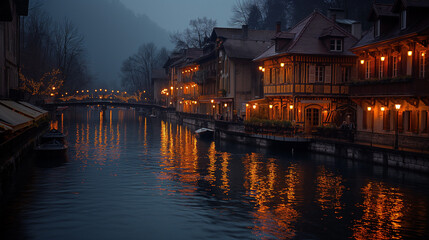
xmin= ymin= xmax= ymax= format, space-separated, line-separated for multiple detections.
xmin=212 ymin=28 xmax=275 ymax=42
xmin=223 ymin=39 xmax=273 ymax=59
xmin=393 ymin=0 xmax=429 ymax=10
xmin=254 ymin=11 xmax=358 ymax=61
xmin=352 ymin=4 xmax=429 ymax=50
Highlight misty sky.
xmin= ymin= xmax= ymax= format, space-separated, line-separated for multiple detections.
xmin=119 ymin=0 xmax=235 ymax=31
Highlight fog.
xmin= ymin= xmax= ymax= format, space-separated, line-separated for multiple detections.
xmin=42 ymin=0 xmax=173 ymax=89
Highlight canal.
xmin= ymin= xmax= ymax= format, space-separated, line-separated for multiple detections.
xmin=1 ymin=107 xmax=429 ymax=240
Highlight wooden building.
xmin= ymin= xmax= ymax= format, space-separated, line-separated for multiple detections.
xmin=350 ymin=0 xmax=429 ymax=150
xmin=0 ymin=0 xmax=29 ymax=98
xmin=164 ymin=48 xmax=203 ymax=113
xmin=249 ymin=11 xmax=358 ymax=132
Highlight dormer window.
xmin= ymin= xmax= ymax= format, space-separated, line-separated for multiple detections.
xmin=375 ymin=19 xmax=380 ymax=37
xmin=330 ymin=39 xmax=343 ymax=52
xmin=401 ymin=10 xmax=407 ymax=30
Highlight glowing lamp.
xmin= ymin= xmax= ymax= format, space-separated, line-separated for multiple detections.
xmin=381 ymin=107 xmax=385 ymax=112
xmin=269 ymin=105 xmax=273 ymax=109
xmin=252 ymin=105 xmax=257 ymax=109
xmin=380 ymin=56 xmax=385 ymax=61
xmin=246 ymin=104 xmax=249 ymax=107
xmin=259 ymin=66 xmax=263 ymax=70
xmin=408 ymin=51 xmax=412 ymax=56
xmin=360 ymin=60 xmax=365 ymax=64
xmin=289 ymin=105 xmax=294 ymax=110
xmin=280 ymin=63 xmax=285 ymax=67
xmin=367 ymin=107 xmax=372 ymax=111
xmin=76 ymin=91 xmax=79 ymax=93
xmin=52 ymin=87 xmax=56 ymax=90
xmin=422 ymin=52 xmax=426 ymax=57
xmin=224 ymin=103 xmax=228 ymax=107
xmin=211 ymin=99 xmax=214 ymax=103
xmin=171 ymin=86 xmax=174 ymax=90
xmin=212 ymin=105 xmax=215 ymax=108
xmin=262 ymin=68 xmax=265 ymax=72
xmin=395 ymin=104 xmax=401 ymax=110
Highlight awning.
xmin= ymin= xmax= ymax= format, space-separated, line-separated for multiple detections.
xmin=0 ymin=100 xmax=46 ymax=121
xmin=0 ymin=104 xmax=33 ymax=132
xmin=19 ymin=101 xmax=48 ymax=115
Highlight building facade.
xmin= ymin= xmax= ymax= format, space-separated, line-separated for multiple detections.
xmin=249 ymin=11 xmax=358 ymax=132
xmin=350 ymin=0 xmax=429 ymax=150
xmin=0 ymin=0 xmax=29 ymax=98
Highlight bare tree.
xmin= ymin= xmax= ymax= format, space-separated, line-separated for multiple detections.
xmin=170 ymin=17 xmax=217 ymax=49
xmin=121 ymin=43 xmax=168 ymax=97
xmin=53 ymin=18 xmax=85 ymax=90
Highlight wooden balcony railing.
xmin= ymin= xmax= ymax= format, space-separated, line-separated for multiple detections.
xmin=264 ymin=84 xmax=349 ymax=95
xmin=349 ymin=77 xmax=429 ymax=97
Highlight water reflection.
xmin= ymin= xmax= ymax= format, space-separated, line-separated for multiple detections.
xmin=316 ymin=166 xmax=345 ymax=218
xmin=3 ymin=107 xmax=428 ymax=240
xmin=352 ymin=182 xmax=405 ymax=240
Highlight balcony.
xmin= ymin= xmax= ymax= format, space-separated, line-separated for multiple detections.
xmin=349 ymin=77 xmax=429 ymax=97
xmin=264 ymin=84 xmax=349 ymax=96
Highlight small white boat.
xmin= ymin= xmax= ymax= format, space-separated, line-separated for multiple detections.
xmin=195 ymin=128 xmax=214 ymax=139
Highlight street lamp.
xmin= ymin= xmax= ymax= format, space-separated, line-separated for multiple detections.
xmin=394 ymin=104 xmax=401 ymax=149
xmin=367 ymin=106 xmax=373 ymax=147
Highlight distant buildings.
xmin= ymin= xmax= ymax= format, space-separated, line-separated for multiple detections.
xmin=0 ymin=0 xmax=29 ymax=98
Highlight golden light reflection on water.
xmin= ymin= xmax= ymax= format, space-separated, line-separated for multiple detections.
xmin=352 ymin=182 xmax=405 ymax=240
xmin=316 ymin=167 xmax=345 ymax=218
xmin=243 ymin=154 xmax=300 ymax=239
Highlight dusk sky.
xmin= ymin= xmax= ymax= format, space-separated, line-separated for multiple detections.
xmin=119 ymin=0 xmax=236 ymax=32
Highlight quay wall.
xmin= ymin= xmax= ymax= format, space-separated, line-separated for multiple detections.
xmin=0 ymin=124 xmax=48 ymax=206
xmin=167 ymin=112 xmax=429 ymax=174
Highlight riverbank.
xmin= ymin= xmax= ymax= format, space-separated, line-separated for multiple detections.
xmin=166 ymin=111 xmax=429 ymax=174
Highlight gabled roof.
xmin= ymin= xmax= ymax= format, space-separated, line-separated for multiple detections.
xmin=211 ymin=28 xmax=275 ymax=42
xmin=320 ymin=26 xmax=348 ymax=38
xmin=392 ymin=0 xmax=429 ymax=12
xmin=223 ymin=39 xmax=273 ymax=60
xmin=255 ymin=11 xmax=358 ymax=61
xmin=352 ymin=1 xmax=429 ymax=50
xmin=369 ymin=4 xmax=397 ymax=21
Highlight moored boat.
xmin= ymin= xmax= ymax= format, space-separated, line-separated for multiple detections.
xmin=195 ymin=128 xmax=214 ymax=139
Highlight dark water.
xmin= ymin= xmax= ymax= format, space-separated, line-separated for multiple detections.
xmin=2 ymin=107 xmax=429 ymax=240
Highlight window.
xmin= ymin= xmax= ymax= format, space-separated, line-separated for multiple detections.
xmin=330 ymin=39 xmax=343 ymax=52
xmin=365 ymin=60 xmax=371 ymax=79
xmin=341 ymin=67 xmax=351 ymax=83
xmin=315 ymin=66 xmax=324 ymax=82
xmin=283 ymin=65 xmax=292 ymax=84
xmin=392 ymin=56 xmax=398 ymax=77
xmin=420 ymin=52 xmax=426 ymax=78
xmin=375 ymin=19 xmax=381 ymax=37
xmin=401 ymin=10 xmax=407 ymax=30
xmin=379 ymin=59 xmax=384 ymax=79
xmin=383 ymin=110 xmax=391 ymax=131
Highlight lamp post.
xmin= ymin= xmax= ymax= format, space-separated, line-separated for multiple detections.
xmin=367 ymin=106 xmax=373 ymax=147
xmin=394 ymin=104 xmax=401 ymax=150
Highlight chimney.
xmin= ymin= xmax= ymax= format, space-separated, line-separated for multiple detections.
xmin=242 ymin=25 xmax=248 ymax=39
xmin=276 ymin=21 xmax=281 ymax=33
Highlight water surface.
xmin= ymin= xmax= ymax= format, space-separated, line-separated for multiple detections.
xmin=2 ymin=107 xmax=429 ymax=239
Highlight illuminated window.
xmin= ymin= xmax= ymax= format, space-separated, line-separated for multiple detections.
xmin=379 ymin=58 xmax=384 ymax=78
xmin=420 ymin=52 xmax=426 ymax=78
xmin=392 ymin=56 xmax=398 ymax=77
xmin=365 ymin=60 xmax=371 ymax=79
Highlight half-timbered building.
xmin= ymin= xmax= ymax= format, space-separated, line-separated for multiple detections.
xmin=350 ymin=0 xmax=429 ymax=150
xmin=250 ymin=11 xmax=358 ymax=132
